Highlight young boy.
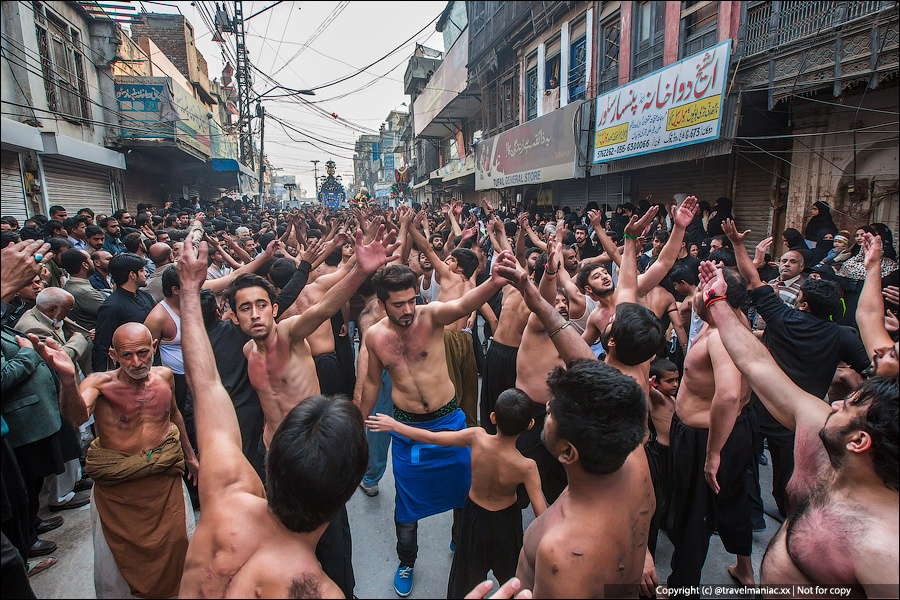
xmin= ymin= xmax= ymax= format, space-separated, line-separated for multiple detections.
xmin=366 ymin=388 xmax=546 ymax=598
xmin=647 ymin=357 xmax=679 ymax=541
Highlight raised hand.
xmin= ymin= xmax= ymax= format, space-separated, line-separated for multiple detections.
xmin=624 ymin=205 xmax=659 ymax=238
xmin=452 ymin=200 xmax=464 ymax=216
xmin=354 ymin=225 xmax=401 ymax=274
xmin=25 ymin=334 xmax=76 ymax=380
xmin=440 ymin=203 xmax=452 ymax=216
xmin=1 ymin=240 xmax=52 ymax=302
xmin=698 ymin=260 xmax=727 ymax=298
xmin=490 ymin=251 xmax=518 ymax=287
xmin=862 ymin=233 xmax=883 ymax=271
xmin=177 ymin=240 xmax=210 ymax=292
xmin=547 ymin=239 xmax=563 ymax=273
xmin=300 ymin=236 xmax=327 ymax=264
xmin=481 ymin=197 xmax=495 ymax=215
xmin=754 ymin=237 xmax=773 ymax=263
xmin=413 ymin=209 xmax=427 ymax=231
xmin=673 ymin=195 xmax=699 ymax=229
xmin=397 ymin=205 xmax=413 ymax=226
xmin=723 ymin=219 xmax=750 ymax=245
xmin=262 ymin=239 xmax=278 ymax=260
xmin=462 ymin=227 xmax=477 ymax=242
xmin=587 ymin=209 xmax=604 ymax=231
xmin=517 ymin=212 xmax=531 ymax=231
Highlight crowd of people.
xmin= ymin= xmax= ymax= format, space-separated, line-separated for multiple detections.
xmin=0 ymin=192 xmax=897 ymax=599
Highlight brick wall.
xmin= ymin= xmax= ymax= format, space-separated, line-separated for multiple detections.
xmin=130 ymin=14 xmax=190 ymax=80
xmin=197 ymin=53 xmax=208 ymax=79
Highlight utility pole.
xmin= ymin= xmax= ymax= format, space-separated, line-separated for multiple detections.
xmin=311 ymin=160 xmax=319 ymax=200
xmin=257 ymin=102 xmax=265 ymax=202
xmin=233 ymin=1 xmax=254 ymax=169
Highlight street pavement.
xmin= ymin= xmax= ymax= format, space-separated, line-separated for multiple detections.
xmin=30 ymin=449 xmax=780 ymax=599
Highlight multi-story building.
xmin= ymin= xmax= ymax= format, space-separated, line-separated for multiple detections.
xmin=354 ymin=134 xmax=381 ymax=192
xmin=2 ymin=1 xmax=127 ymax=221
xmin=452 ymin=1 xmax=897 ymax=252
xmin=1 ymin=2 xmax=258 ymax=221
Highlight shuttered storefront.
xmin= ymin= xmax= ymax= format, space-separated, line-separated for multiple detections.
xmin=41 ymin=157 xmax=117 ymax=218
xmin=732 ymin=152 xmax=778 ymax=249
xmin=557 ymin=179 xmax=590 ymax=213
xmin=1 ymin=150 xmax=29 ymax=223
xmin=124 ymin=169 xmax=164 ymax=210
xmin=632 ymin=155 xmax=732 ymax=209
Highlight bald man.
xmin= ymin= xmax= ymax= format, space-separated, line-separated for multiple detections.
xmin=30 ymin=322 xmax=199 ymax=599
xmin=146 ymin=242 xmax=175 ymax=303
xmin=15 ymin=287 xmax=92 ymax=376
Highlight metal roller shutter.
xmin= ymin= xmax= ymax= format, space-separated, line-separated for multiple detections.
xmin=1 ymin=151 xmax=29 ymax=223
xmin=732 ymin=152 xmax=777 ymax=250
xmin=42 ymin=157 xmax=116 ymax=218
xmin=632 ymin=156 xmax=731 ymax=209
xmin=557 ymin=179 xmax=589 ymax=212
xmin=124 ymin=170 xmax=164 ymax=210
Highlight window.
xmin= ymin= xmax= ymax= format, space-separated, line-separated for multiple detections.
xmin=598 ymin=13 xmax=620 ymax=93
xmin=526 ymin=52 xmax=538 ymax=121
xmin=34 ymin=7 xmax=90 ymax=122
xmin=568 ymin=35 xmax=587 ymax=102
xmin=681 ymin=1 xmax=718 ymax=57
xmin=632 ymin=1 xmax=665 ymax=78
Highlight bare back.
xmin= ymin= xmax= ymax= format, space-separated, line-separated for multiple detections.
xmin=282 ymin=285 xmax=335 ymax=356
xmin=437 ymin=272 xmax=474 ymax=332
xmin=516 ymin=314 xmax=565 ymax=405
xmin=366 ymin=304 xmax=456 ymax=414
xmin=517 ymin=446 xmax=655 ymax=598
xmin=468 ymin=430 xmax=541 ymax=512
xmin=493 ymin=286 xmax=530 ymax=348
xmin=245 ymin=326 xmax=319 ymax=447
xmin=82 ymin=367 xmax=176 ymax=455
xmin=180 ymin=492 xmax=341 ymax=599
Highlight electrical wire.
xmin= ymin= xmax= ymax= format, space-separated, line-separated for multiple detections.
xmin=271 ymin=1 xmax=349 ymax=77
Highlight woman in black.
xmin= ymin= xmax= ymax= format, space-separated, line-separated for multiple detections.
xmin=803 ymin=200 xmax=837 ymax=246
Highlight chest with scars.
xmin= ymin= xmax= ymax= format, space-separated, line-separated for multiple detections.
xmin=98 ymin=376 xmax=171 ymax=427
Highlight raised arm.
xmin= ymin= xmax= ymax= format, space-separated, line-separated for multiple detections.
xmin=700 ymin=262 xmax=829 ymax=432
xmin=723 ymin=219 xmax=763 ymax=289
xmin=410 ymin=211 xmax=453 ymax=284
xmin=430 ymin=253 xmax=514 ymax=327
xmin=201 ymin=240 xmax=279 ymax=295
xmin=25 ymin=334 xmax=96 ymax=426
xmin=177 ymin=240 xmax=264 ymax=500
xmin=588 ymin=210 xmax=623 ymax=267
xmin=619 ymin=207 xmax=659 ymax=304
xmin=286 ymin=227 xmax=399 ymax=341
xmin=637 ymin=196 xmax=697 ymax=296
xmin=857 ymin=233 xmax=895 ymax=361
xmin=494 ymin=263 xmax=596 ymax=363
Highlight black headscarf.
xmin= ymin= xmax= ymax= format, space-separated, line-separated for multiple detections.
xmin=706 ymin=197 xmax=733 ymax=237
xmin=808 ymin=229 xmax=836 ymax=266
xmin=804 ymin=201 xmax=837 ymax=241
xmin=782 ymin=228 xmax=809 ymax=251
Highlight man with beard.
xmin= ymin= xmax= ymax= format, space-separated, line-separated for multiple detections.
xmin=29 ymin=323 xmax=198 ymax=599
xmin=61 ymin=248 xmax=109 ymax=330
xmin=700 ymin=261 xmax=898 ymax=597
xmin=724 ymin=220 xmax=870 ymax=521
xmin=231 ymin=227 xmax=399 ymax=599
xmin=359 ymin=253 xmax=517 ymax=597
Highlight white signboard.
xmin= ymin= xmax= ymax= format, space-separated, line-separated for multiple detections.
xmin=593 ymin=41 xmax=731 ymax=164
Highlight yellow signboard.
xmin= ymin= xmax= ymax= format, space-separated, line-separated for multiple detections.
xmin=666 ymin=96 xmax=720 ymax=131
xmin=595 ymin=123 xmax=629 ymax=148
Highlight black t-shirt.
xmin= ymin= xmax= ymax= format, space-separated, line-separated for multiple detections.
xmin=751 ymin=285 xmax=870 ymax=399
xmin=578 ymin=241 xmax=601 ymax=260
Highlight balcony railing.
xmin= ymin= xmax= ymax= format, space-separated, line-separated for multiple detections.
xmin=742 ymin=1 xmax=893 ymax=57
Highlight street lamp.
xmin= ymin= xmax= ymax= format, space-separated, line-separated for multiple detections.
xmin=311 ymin=160 xmax=320 ymax=200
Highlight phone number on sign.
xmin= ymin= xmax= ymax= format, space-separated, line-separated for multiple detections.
xmin=664 ymin=124 xmax=715 ymax=144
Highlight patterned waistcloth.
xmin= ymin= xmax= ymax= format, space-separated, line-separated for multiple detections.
xmin=394 ymin=397 xmax=459 ymax=423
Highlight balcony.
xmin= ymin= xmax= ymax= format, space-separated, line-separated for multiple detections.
xmin=737 ymin=1 xmax=898 ymax=107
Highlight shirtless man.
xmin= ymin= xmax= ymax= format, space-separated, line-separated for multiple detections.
xmin=230 ymin=227 xmax=399 ymax=598
xmin=482 ymin=217 xmax=533 ymax=433
xmin=581 ymin=197 xmax=698 ymax=346
xmin=408 ymin=210 xmax=481 ymax=427
xmin=359 ymin=253 xmax=516 ymax=597
xmin=30 ymin=323 xmax=198 ymax=599
xmin=701 ymin=261 xmax=898 ymax=598
xmin=668 ymin=266 xmax=755 ymax=588
xmin=175 ymin=240 xmax=368 ymax=599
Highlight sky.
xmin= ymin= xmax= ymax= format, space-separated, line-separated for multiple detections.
xmin=135 ymin=1 xmax=448 ymax=198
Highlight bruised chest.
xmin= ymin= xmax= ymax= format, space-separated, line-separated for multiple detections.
xmin=99 ymin=379 xmax=171 ymax=425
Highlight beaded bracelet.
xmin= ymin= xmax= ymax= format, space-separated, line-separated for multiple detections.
xmin=547 ymin=321 xmax=571 ymax=338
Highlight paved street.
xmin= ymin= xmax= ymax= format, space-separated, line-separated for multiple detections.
xmin=30 ymin=449 xmax=780 ymax=599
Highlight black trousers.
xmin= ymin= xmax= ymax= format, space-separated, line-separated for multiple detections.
xmin=314 ymin=352 xmax=341 ymax=396
xmin=255 ymin=436 xmax=355 ymax=598
xmin=516 ymin=402 xmax=567 ymax=507
xmin=1 ymin=438 xmax=33 ymax=556
xmin=752 ymin=396 xmax=794 ymax=518
xmin=1 ymin=532 xmax=34 ymax=600
xmin=645 ymin=438 xmax=672 ymax=557
xmin=479 ymin=340 xmax=518 ymax=434
xmin=330 ymin=313 xmax=356 ymax=397
xmin=446 ymin=497 xmax=523 ymax=599
xmin=667 ymin=412 xmax=753 ymax=588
